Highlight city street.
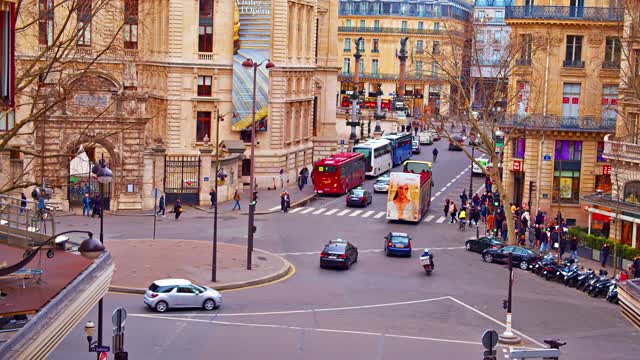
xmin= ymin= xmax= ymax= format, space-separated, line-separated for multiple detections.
xmin=49 ymin=140 xmax=640 ymax=360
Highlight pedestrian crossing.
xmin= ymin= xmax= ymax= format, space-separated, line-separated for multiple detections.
xmin=280 ymin=206 xmax=457 ymax=225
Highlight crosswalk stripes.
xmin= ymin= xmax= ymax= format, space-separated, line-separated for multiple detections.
xmin=374 ymin=211 xmax=385 ymax=219
xmin=361 ymin=210 xmax=375 ymax=218
xmin=349 ymin=210 xmax=363 ymax=217
xmin=436 ymin=216 xmax=447 ymax=224
xmin=289 ymin=207 xmax=303 ymax=213
xmin=324 ymin=209 xmax=339 ymax=216
xmin=300 ymin=207 xmax=315 ymax=214
xmin=337 ymin=209 xmax=350 ymax=216
xmin=424 ymin=215 xmax=435 ymax=223
xmin=312 ymin=208 xmax=326 ymax=215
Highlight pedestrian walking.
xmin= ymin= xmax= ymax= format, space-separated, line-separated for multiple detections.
xmin=82 ymin=193 xmax=91 ymax=217
xmin=280 ymin=191 xmax=286 ymax=212
xmin=460 ymin=190 xmax=467 ymax=206
xmin=600 ymin=243 xmax=610 ymax=267
xmin=570 ymin=235 xmax=578 ymax=260
xmin=449 ymin=203 xmax=458 ymax=223
xmin=209 ymin=188 xmax=217 ymax=209
xmin=284 ymin=191 xmax=290 ymax=212
xmin=501 ymin=221 xmax=508 ymax=242
xmin=540 ymin=229 xmax=549 ymax=253
xmin=444 ymin=199 xmax=450 ymax=218
xmin=174 ymin=199 xmax=183 ymax=220
xmin=232 ymin=189 xmax=241 ymax=210
xmin=559 ymin=236 xmax=567 ymax=259
xmin=156 ymin=194 xmax=166 ymax=217
xmin=297 ymin=174 xmax=304 ymax=191
xmin=92 ymin=193 xmax=102 ymax=218
xmin=528 ymin=226 xmax=535 ymax=248
xmin=20 ymin=192 xmax=27 ymax=214
xmin=485 ymin=177 xmax=492 ymax=193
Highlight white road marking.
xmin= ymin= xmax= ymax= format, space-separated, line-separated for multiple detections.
xmin=435 ymin=192 xmax=442 ymax=196
xmin=337 ymin=209 xmax=351 ymax=216
xmin=436 ymin=216 xmax=446 ymax=223
xmin=430 ymin=196 xmax=435 ymax=201
xmin=268 ymin=206 xmax=281 ymax=211
xmin=424 ymin=215 xmax=435 ymax=222
xmin=312 ymin=208 xmax=326 ymax=215
xmin=455 ymin=175 xmax=461 ymax=179
xmin=300 ymin=207 xmax=316 ymax=214
xmin=289 ymin=207 xmax=303 ymax=213
xmin=361 ymin=210 xmax=375 ymax=218
xmin=374 ymin=211 xmax=385 ymax=219
xmin=349 ymin=210 xmax=363 ymax=217
xmin=324 ymin=209 xmax=339 ymax=216
xmin=440 ymin=187 xmax=447 ymax=192
xmin=446 ymin=182 xmax=452 ymax=186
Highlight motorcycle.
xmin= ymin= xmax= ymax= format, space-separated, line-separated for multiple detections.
xmin=420 ymin=248 xmax=434 ymax=276
xmin=583 ymin=270 xmax=608 ymax=293
xmin=563 ymin=265 xmax=584 ymax=287
xmin=533 ymin=254 xmax=557 ymax=276
xmin=589 ymin=276 xmax=615 ymax=298
xmin=546 ymin=258 xmax=577 ymax=282
xmin=575 ymin=269 xmax=596 ymax=290
xmin=606 ymin=280 xmax=619 ymax=304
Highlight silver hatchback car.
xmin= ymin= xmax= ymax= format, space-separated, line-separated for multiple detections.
xmin=144 ymin=279 xmax=223 ymax=313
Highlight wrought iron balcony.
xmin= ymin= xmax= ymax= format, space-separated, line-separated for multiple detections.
xmin=563 ymin=59 xmax=585 ymax=68
xmin=602 ymin=61 xmax=621 ymax=70
xmin=501 ymin=114 xmax=616 ymax=132
xmin=474 ymin=16 xmax=507 ymax=24
xmin=505 ymin=6 xmax=623 ymax=22
xmin=416 ymin=48 xmax=425 ymax=54
xmin=338 ymin=26 xmax=462 ymax=37
xmin=339 ymin=71 xmax=441 ymax=82
xmin=343 ymin=48 xmax=351 ymax=53
xmin=515 ymin=58 xmax=532 ymax=66
xmin=603 ymin=134 xmax=640 ymax=164
xmin=338 ymin=1 xmax=471 ymax=21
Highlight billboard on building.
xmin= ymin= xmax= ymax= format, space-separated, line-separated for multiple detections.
xmin=386 ymin=172 xmax=420 ymax=221
xmin=231 ymin=1 xmax=272 ymax=133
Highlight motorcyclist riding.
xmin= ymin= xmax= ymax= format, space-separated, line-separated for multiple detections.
xmin=432 ymin=148 xmax=439 ymax=162
xmin=421 ymin=248 xmax=434 ymax=270
xmin=458 ymin=208 xmax=467 ymax=229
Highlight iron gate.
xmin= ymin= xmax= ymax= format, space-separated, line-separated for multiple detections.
xmin=164 ymin=156 xmax=200 ymax=205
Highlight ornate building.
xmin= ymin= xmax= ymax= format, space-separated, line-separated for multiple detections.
xmin=5 ymin=0 xmax=338 ymax=211
xmin=500 ymin=0 xmax=621 ymax=226
xmin=337 ymin=0 xmax=472 ymax=118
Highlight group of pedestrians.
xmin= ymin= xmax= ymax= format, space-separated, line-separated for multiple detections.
xmin=81 ymin=192 xmax=104 ymax=218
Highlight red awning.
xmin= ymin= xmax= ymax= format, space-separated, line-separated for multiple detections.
xmin=592 ymin=213 xmax=611 ymax=221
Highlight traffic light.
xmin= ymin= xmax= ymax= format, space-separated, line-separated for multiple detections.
xmin=250 ymin=191 xmax=258 ymax=206
xmin=529 ymin=181 xmax=537 ymax=193
xmin=503 ymin=299 xmax=508 ymax=310
xmin=494 ymin=193 xmax=500 ymax=207
xmin=252 ymin=225 xmax=257 ymax=234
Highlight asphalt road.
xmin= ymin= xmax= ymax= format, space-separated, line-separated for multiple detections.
xmin=49 ymin=139 xmax=640 ymax=360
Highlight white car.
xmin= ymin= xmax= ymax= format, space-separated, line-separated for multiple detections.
xmin=418 ymin=131 xmax=433 ymax=145
xmin=144 ymin=279 xmax=223 ymax=313
xmin=373 ymin=175 xmax=391 ymax=192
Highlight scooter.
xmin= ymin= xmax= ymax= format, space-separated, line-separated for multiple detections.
xmin=548 ymin=258 xmax=577 ymax=282
xmin=606 ymin=281 xmax=619 ymax=304
xmin=589 ymin=277 xmax=615 ymax=298
xmin=563 ymin=265 xmax=583 ymax=287
xmin=583 ymin=270 xmax=608 ymax=293
xmin=575 ymin=269 xmax=596 ymax=290
xmin=533 ymin=254 xmax=557 ymax=276
xmin=420 ymin=248 xmax=434 ymax=276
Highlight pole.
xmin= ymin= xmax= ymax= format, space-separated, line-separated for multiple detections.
xmin=498 ymin=251 xmax=520 ymax=344
xmin=152 ymin=190 xmax=157 ymax=240
xmin=213 ymin=109 xmax=221 ymax=281
xmin=98 ymin=177 xmax=104 ymax=359
xmin=469 ymin=146 xmax=475 ymax=197
xmin=247 ymin=64 xmax=258 ymax=270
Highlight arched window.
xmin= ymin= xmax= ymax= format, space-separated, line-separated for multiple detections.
xmin=624 ymin=181 xmax=640 ymax=204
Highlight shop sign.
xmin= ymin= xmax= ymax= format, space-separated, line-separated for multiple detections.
xmin=512 ymin=160 xmax=522 ymax=172
xmin=603 ymin=165 xmax=611 ymax=175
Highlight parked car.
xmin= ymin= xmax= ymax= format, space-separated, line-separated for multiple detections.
xmin=465 ymin=236 xmax=503 ymax=253
xmin=428 ymin=130 xmax=441 ymax=141
xmin=320 ymin=239 xmax=358 ymax=269
xmin=144 ymin=279 xmax=222 ymax=313
xmin=373 ymin=175 xmax=391 ymax=193
xmin=482 ymin=246 xmax=538 ymax=270
xmin=384 ymin=232 xmax=412 ymax=257
xmin=411 ymin=140 xmax=421 ymax=154
xmin=471 ymin=157 xmax=489 ymax=176
xmin=448 ymin=135 xmax=464 ymax=151
xmin=346 ymin=187 xmax=373 ymax=207
xmin=418 ymin=131 xmax=433 ymax=145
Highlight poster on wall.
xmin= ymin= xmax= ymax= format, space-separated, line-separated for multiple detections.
xmin=231 ymin=1 xmax=272 ymax=132
xmin=559 ymin=177 xmax=572 ymax=199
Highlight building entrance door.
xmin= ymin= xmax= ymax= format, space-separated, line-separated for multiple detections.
xmin=164 ymin=156 xmax=201 ymax=205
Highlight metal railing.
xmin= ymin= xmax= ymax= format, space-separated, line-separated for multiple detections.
xmin=338 ymin=26 xmax=461 ymax=37
xmin=563 ymin=59 xmax=585 ymax=68
xmin=338 ymin=2 xmax=471 ymax=21
xmin=505 ymin=6 xmax=623 ymax=21
xmin=339 ymin=72 xmax=441 ymax=81
xmin=602 ymin=61 xmax=621 ymax=69
xmin=515 ymin=58 xmax=532 ymax=66
xmin=603 ymin=137 xmax=640 ymax=163
xmin=501 ymin=114 xmax=616 ymax=131
xmin=474 ymin=17 xmax=506 ymax=24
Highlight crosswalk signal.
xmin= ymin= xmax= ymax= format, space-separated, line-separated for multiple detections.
xmin=494 ymin=194 xmax=500 ymax=207
xmin=252 ymin=225 xmax=257 ymax=234
xmin=250 ymin=191 xmax=258 ymax=206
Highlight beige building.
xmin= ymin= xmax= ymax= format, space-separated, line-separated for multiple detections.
xmin=4 ymin=0 xmax=338 ymax=211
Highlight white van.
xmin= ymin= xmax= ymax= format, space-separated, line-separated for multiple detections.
xmin=418 ymin=131 xmax=432 ymax=145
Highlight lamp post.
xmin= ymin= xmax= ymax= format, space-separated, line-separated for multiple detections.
xmin=91 ymin=155 xmax=113 ymax=358
xmin=211 ymin=110 xmax=230 ymax=282
xmin=242 ymin=57 xmax=275 ymax=270
xmin=374 ymin=82 xmax=385 ymax=133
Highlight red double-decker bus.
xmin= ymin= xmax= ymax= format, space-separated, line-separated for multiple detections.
xmin=313 ymin=152 xmax=366 ymax=195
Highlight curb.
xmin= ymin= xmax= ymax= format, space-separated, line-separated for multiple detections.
xmin=108 ymin=252 xmax=294 ymax=295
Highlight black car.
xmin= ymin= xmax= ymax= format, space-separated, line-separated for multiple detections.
xmin=320 ymin=239 xmax=358 ymax=269
xmin=346 ymin=188 xmax=372 ymax=207
xmin=465 ymin=236 xmax=503 ymax=253
xmin=482 ymin=245 xmax=538 ymax=270
xmin=448 ymin=135 xmax=464 ymax=151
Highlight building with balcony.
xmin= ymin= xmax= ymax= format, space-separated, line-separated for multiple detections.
xmin=3 ymin=0 xmax=339 ymax=211
xmin=582 ymin=0 xmax=640 ymax=250
xmin=499 ymin=0 xmax=622 ymax=226
xmin=337 ymin=0 xmax=472 ymax=118
xmin=470 ymin=0 xmax=511 ymax=111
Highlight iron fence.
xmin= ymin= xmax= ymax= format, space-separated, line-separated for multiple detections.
xmin=505 ymin=6 xmax=623 ymax=22
xmin=164 ymin=156 xmax=200 ymax=205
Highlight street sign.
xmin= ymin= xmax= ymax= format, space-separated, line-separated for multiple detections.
xmin=112 ymin=307 xmax=127 ymax=329
xmin=204 ymin=176 xmax=209 ymax=181
xmin=95 ymin=346 xmax=111 ymax=353
xmin=340 ymin=140 xmax=345 ymax=145
xmin=482 ymin=329 xmax=499 ymax=350
xmin=603 ymin=165 xmax=611 ymax=175
xmin=512 ymin=160 xmax=522 ymax=172
xmin=543 ymin=154 xmax=551 ymax=161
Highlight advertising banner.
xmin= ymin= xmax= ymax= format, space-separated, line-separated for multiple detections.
xmin=231 ymin=1 xmax=272 ymax=132
xmin=387 ymin=172 xmax=420 ymax=221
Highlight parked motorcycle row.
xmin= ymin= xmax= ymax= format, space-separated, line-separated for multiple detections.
xmin=530 ymin=254 xmax=619 ymax=304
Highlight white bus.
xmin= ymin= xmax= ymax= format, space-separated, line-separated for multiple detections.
xmin=353 ymin=139 xmax=393 ymax=177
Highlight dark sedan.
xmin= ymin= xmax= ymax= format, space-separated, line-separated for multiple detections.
xmin=448 ymin=135 xmax=464 ymax=151
xmin=465 ymin=236 xmax=503 ymax=253
xmin=346 ymin=188 xmax=372 ymax=207
xmin=320 ymin=239 xmax=358 ymax=269
xmin=482 ymin=246 xmax=538 ymax=270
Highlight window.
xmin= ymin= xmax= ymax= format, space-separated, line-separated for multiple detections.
xmin=344 ymin=38 xmax=351 ymax=52
xmin=434 ymin=22 xmax=440 ymax=31
xmin=343 ymin=58 xmax=350 ymax=73
xmin=624 ymin=181 xmax=640 ymax=204
xmin=197 ymin=76 xmax=212 ymax=96
xmin=520 ymin=34 xmax=532 ymax=60
xmin=596 ymin=141 xmax=606 ymax=162
xmin=124 ymin=0 xmax=138 ymax=49
xmin=431 ymin=63 xmax=438 ymax=77
xmin=199 ymin=0 xmax=213 ymax=52
xmin=416 ymin=61 xmax=423 ymax=75
xmin=635 ymin=50 xmax=640 ymax=77
xmin=401 ymin=21 xmax=407 ymax=31
xmin=417 ymin=21 xmax=423 ymax=30
xmin=373 ymin=20 xmax=379 ymax=30
xmin=372 ymin=39 xmax=379 ymax=53
xmin=494 ymin=31 xmax=502 ymax=42
xmin=77 ymin=0 xmax=92 ymax=47
xmin=359 ymin=60 xmax=364 ymax=75
xmin=631 ymin=113 xmax=639 ymax=144
xmin=357 ymin=38 xmax=364 ymax=52
xmin=604 ymin=37 xmax=621 ymax=66
xmin=477 ymin=30 xmax=485 ymax=43
xmin=416 ymin=40 xmax=423 ymax=50
xmin=595 ymin=174 xmax=612 ymax=193
xmin=512 ymin=138 xmax=526 ymax=159
xmin=196 ymin=111 xmax=211 ymax=142
xmin=371 ymin=59 xmax=379 ymax=75
xmin=359 ymin=20 xmax=365 ymax=29
xmin=177 ymin=286 xmax=196 ymax=294
xmin=565 ymin=35 xmax=583 ymax=62
xmin=554 ymin=140 xmax=582 ymax=161
xmin=432 ymin=41 xmax=440 ymax=55
xmin=495 ymin=10 xmax=504 ymax=19
xmin=0 ymin=110 xmax=14 ymax=131
xmin=345 ymin=20 xmax=352 ymax=29
xmin=601 ymin=85 xmax=618 ymax=121
xmin=553 ymin=170 xmax=580 ymax=203
xmin=39 ymin=0 xmax=54 ymax=46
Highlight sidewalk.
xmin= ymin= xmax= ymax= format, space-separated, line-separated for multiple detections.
xmin=107 ymin=239 xmax=293 ymax=293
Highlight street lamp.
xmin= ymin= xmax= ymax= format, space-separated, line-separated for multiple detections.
xmin=242 ymin=57 xmax=275 ymax=270
xmin=211 ymin=110 xmax=232 ymax=281
xmin=374 ymin=82 xmax=385 ymax=133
